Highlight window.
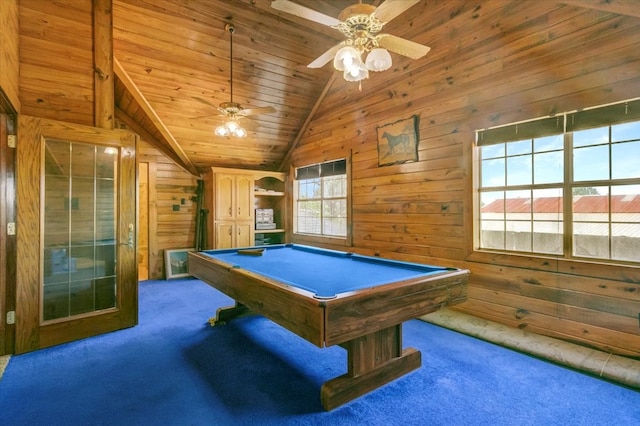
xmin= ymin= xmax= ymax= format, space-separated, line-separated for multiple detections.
xmin=294 ymin=159 xmax=347 ymax=238
xmin=476 ymin=99 xmax=640 ymax=263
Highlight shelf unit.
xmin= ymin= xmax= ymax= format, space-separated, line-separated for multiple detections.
xmin=253 ymin=171 xmax=286 ymax=246
xmin=203 ymin=167 xmax=287 ymax=249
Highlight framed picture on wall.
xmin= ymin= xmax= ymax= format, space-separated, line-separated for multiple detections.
xmin=376 ymin=115 xmax=419 ymax=166
xmin=165 ymin=248 xmax=193 ymax=279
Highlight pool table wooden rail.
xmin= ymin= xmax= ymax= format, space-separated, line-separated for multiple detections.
xmin=189 ymin=251 xmax=467 ymax=348
xmin=189 ymin=250 xmax=469 ymax=410
xmin=189 ymin=251 xmax=326 ymax=346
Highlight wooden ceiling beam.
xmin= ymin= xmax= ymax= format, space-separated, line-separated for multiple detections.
xmin=114 ymin=107 xmax=197 ymax=177
xmin=278 ymin=72 xmax=337 ymax=171
xmin=113 ymin=57 xmax=200 ymax=177
xmin=560 ymin=0 xmax=640 ymax=19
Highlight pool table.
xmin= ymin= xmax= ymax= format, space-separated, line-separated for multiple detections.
xmin=188 ymin=244 xmax=469 ymax=410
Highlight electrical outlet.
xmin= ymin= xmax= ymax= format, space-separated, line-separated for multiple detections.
xmin=6 ymin=311 xmax=15 ymax=325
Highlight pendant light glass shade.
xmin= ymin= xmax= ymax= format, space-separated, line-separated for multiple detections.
xmin=343 ymin=63 xmax=369 ymax=82
xmin=333 ymin=46 xmax=361 ymax=72
xmin=365 ymin=48 xmax=392 ymax=72
xmin=215 ymin=119 xmax=247 ymax=137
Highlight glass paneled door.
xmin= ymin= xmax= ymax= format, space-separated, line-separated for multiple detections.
xmin=16 ymin=116 xmax=137 ymax=353
xmin=43 ymin=140 xmax=118 ymax=320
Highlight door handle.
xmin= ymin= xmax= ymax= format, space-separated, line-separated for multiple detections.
xmin=120 ymin=223 xmax=134 ymax=248
xmin=128 ymin=223 xmax=134 ymax=248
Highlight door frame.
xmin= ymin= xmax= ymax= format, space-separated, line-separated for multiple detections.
xmin=15 ymin=115 xmax=138 ymax=353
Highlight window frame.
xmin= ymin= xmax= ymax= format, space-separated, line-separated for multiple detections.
xmin=472 ymin=99 xmax=640 ymax=267
xmin=292 ymin=158 xmax=351 ymax=245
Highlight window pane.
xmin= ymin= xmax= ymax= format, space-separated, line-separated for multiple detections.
xmin=322 ymin=199 xmax=347 ymax=236
xmin=481 ymin=143 xmax=504 ymax=159
xmin=573 ymin=145 xmax=609 ymax=181
xmin=573 ymin=187 xmax=610 ymax=259
xmin=506 ymin=139 xmax=531 ymax=156
xmin=573 ymin=127 xmax=608 ymax=148
xmin=612 ymin=141 xmax=640 ymax=179
xmin=481 ymin=158 xmax=505 ymax=187
xmin=534 ymin=135 xmax=563 ymax=152
xmin=532 ymin=189 xmax=563 ymax=254
xmin=323 ymin=175 xmax=346 ymax=198
xmin=297 ymin=200 xmax=321 ymax=234
xmin=480 ymin=191 xmax=503 ymax=216
xmin=534 ymin=151 xmax=563 ymax=184
xmin=507 ymin=154 xmax=532 ymax=186
xmin=298 ymin=178 xmax=320 ymax=200
xmin=533 ymin=221 xmax=563 ymax=254
xmin=505 ymin=220 xmax=531 ymax=252
xmin=71 ymin=144 xmax=95 ymax=178
xmin=612 ymin=121 xmax=640 ymax=142
xmin=480 ymin=220 xmax=504 ymax=250
xmin=611 ymin=185 xmax=640 ymax=262
xmin=505 ymin=190 xmax=531 ymax=215
xmin=479 ymin=191 xmax=504 ymax=249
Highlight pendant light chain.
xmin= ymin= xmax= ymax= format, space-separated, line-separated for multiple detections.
xmin=227 ymin=24 xmax=234 ymax=104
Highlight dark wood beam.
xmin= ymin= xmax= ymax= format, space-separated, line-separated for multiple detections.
xmin=560 ymin=0 xmax=640 ymax=19
xmin=93 ymin=0 xmax=114 ymax=129
xmin=113 ymin=57 xmax=200 ymax=177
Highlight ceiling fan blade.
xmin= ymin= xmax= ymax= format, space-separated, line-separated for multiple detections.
xmin=240 ymin=106 xmax=276 ymax=116
xmin=271 ymin=0 xmax=340 ymax=27
xmin=240 ymin=118 xmax=258 ymax=131
xmin=308 ymin=42 xmax=344 ymax=68
xmin=374 ymin=0 xmax=421 ymax=23
xmin=378 ymin=34 xmax=430 ymax=59
xmin=192 ymin=96 xmax=218 ymax=108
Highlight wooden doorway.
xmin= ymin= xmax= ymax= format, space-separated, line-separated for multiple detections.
xmin=15 ymin=116 xmax=138 ymax=353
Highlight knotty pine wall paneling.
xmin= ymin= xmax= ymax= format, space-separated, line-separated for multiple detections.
xmin=137 ymin=139 xmax=198 ymax=279
xmin=286 ymin=1 xmax=640 ymax=357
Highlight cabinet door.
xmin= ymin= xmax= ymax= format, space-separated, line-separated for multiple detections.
xmin=235 ymin=174 xmax=254 ymax=221
xmin=236 ymin=222 xmax=253 ymax=248
xmin=215 ymin=222 xmax=234 ymax=248
xmin=215 ymin=174 xmax=234 ymax=220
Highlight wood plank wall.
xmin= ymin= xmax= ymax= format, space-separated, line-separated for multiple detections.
xmin=136 ymin=139 xmax=199 ymax=279
xmin=287 ymin=1 xmax=640 ymax=357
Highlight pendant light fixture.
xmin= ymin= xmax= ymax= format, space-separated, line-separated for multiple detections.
xmin=215 ymin=24 xmax=247 ymax=138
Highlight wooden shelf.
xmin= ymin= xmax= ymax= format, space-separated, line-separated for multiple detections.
xmin=254 ymin=191 xmax=285 ymax=197
xmin=254 ymin=229 xmax=285 ymax=234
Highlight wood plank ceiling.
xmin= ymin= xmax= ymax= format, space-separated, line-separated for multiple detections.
xmin=106 ymin=0 xmax=639 ymax=175
xmin=113 ymin=0 xmax=354 ymax=175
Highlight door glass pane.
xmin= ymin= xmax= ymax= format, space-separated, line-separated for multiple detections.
xmin=43 ymin=140 xmax=118 ymax=321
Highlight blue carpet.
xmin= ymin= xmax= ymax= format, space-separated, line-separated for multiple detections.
xmin=0 ymin=278 xmax=638 ymax=426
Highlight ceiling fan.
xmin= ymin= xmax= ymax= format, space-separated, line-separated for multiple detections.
xmin=193 ymin=24 xmax=276 ymax=137
xmin=271 ymin=0 xmax=430 ymax=83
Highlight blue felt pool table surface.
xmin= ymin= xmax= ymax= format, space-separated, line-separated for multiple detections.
xmin=199 ymin=244 xmax=454 ymax=298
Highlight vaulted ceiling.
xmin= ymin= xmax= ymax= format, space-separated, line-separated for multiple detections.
xmin=113 ymin=0 xmax=359 ymax=175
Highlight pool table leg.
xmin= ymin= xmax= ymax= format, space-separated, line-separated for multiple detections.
xmin=208 ymin=302 xmax=250 ymax=326
xmin=320 ymin=324 xmax=421 ymax=410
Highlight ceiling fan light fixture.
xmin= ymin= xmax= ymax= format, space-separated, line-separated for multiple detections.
xmin=215 ymin=125 xmax=230 ymax=136
xmin=225 ymin=119 xmax=240 ymax=132
xmin=215 ymin=118 xmax=247 ymax=138
xmin=366 ymin=48 xmax=392 ymax=72
xmin=333 ymin=46 xmax=361 ymax=71
xmin=343 ymin=63 xmax=369 ymax=82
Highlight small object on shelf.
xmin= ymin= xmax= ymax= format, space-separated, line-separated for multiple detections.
xmin=237 ymin=248 xmax=265 ymax=256
xmin=256 ymin=223 xmax=277 ymax=230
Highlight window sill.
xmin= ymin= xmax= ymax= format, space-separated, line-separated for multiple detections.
xmin=466 ymin=250 xmax=640 ymax=283
xmin=291 ymin=233 xmax=350 ymax=248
